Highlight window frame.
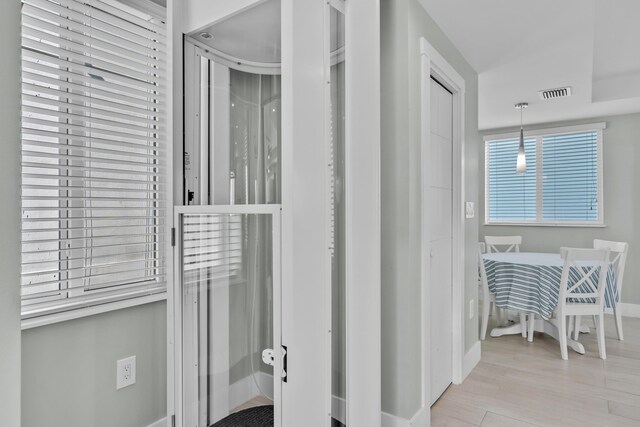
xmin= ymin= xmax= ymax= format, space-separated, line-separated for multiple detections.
xmin=20 ymin=0 xmax=169 ymax=329
xmin=484 ymin=122 xmax=606 ymax=227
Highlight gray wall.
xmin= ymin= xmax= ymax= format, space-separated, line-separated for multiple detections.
xmin=0 ymin=1 xmax=22 ymax=426
xmin=22 ymin=302 xmax=167 ymax=427
xmin=480 ymin=113 xmax=640 ymax=306
xmin=381 ymin=0 xmax=480 ymax=419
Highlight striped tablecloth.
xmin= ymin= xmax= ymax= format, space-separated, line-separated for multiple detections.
xmin=483 ymin=252 xmax=618 ymax=320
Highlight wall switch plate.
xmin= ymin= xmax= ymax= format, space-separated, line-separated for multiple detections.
xmin=465 ymin=202 xmax=475 ymax=219
xmin=116 ymin=356 xmax=136 ymax=390
xmin=469 ymin=299 xmax=475 ymax=319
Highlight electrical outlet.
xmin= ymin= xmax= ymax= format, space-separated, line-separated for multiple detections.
xmin=465 ymin=201 xmax=475 ymax=219
xmin=116 ymin=356 xmax=136 ymax=390
xmin=469 ymin=299 xmax=475 ymax=319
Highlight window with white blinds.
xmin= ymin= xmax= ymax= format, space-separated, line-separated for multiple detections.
xmin=484 ymin=124 xmax=604 ymax=226
xmin=21 ymin=0 xmax=167 ymax=320
xmin=486 ymin=137 xmax=537 ymax=222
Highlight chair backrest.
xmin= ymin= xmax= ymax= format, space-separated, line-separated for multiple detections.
xmin=559 ymin=247 xmax=610 ymax=307
xmin=478 ymin=242 xmax=490 ymax=298
xmin=485 ymin=235 xmax=522 ymax=253
xmin=594 ymin=239 xmax=628 ymax=294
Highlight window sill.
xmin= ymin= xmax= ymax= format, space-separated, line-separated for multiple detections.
xmin=21 ymin=292 xmax=167 ymax=330
xmin=484 ymin=222 xmax=606 ymax=228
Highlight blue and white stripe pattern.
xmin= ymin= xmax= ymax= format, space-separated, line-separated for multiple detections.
xmin=483 ymin=252 xmax=618 ymax=320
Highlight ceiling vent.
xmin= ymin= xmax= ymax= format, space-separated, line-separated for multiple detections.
xmin=539 ymin=86 xmax=572 ymax=100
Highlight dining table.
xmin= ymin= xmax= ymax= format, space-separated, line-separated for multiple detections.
xmin=483 ymin=251 xmax=618 ymax=354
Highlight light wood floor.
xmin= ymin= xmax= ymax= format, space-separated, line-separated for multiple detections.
xmin=432 ymin=315 xmax=640 ymax=427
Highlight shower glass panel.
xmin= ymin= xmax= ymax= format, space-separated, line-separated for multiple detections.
xmin=179 ymin=208 xmax=281 ymax=427
xmin=181 ymin=33 xmax=282 ymax=426
xmin=330 ymin=4 xmax=346 ymax=426
xmin=229 ymin=71 xmax=281 ymax=205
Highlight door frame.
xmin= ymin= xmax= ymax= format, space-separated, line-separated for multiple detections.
xmin=172 ymin=204 xmax=283 ymax=427
xmin=420 ymin=37 xmax=466 ymax=415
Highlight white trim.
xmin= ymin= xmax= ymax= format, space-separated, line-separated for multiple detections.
xmin=381 ymin=407 xmax=430 ymax=427
xmin=166 ymin=0 xmax=180 ymax=425
xmin=344 ymin=0 xmax=382 ymax=425
xmin=323 ymin=6 xmax=335 ymax=427
xmin=483 ymin=122 xmax=607 ymax=142
xmin=282 ymin=0 xmax=334 ymax=424
xmin=330 ymin=0 xmax=345 ymax=14
xmin=420 ymin=36 xmax=466 ymax=419
xmin=382 ymin=412 xmax=409 ymax=427
xmin=147 ymin=417 xmax=167 ymax=427
xmin=605 ymin=303 xmax=640 ymax=318
xmin=332 ymin=395 xmax=346 ymax=425
xmin=185 ymin=37 xmax=282 ymax=75
xmin=21 ymin=293 xmax=166 ymax=330
xmin=118 ymin=0 xmax=166 ymax=20
xmin=462 ymin=341 xmax=481 ymax=380
xmin=410 ymin=406 xmax=430 ymax=427
xmin=484 ymin=222 xmax=607 ymax=228
xmin=174 ymin=204 xmax=281 ymax=215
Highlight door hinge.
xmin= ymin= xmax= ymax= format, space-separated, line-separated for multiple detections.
xmin=171 ymin=414 xmax=175 ymax=427
xmin=171 ymin=227 xmax=176 ymax=247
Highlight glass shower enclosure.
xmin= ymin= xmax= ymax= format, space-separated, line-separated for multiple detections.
xmin=175 ymin=205 xmax=281 ymax=427
xmin=173 ymin=0 xmax=348 ymax=425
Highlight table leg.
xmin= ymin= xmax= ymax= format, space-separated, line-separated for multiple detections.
xmin=489 ymin=317 xmax=586 ymax=355
xmin=490 ymin=322 xmax=524 ymax=337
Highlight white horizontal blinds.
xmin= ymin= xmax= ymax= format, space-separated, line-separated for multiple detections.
xmin=182 ymin=215 xmax=243 ymax=286
xmin=21 ymin=0 xmax=166 ymax=318
xmin=542 ymin=131 xmax=599 ymax=221
xmin=486 ymin=137 xmax=537 ymax=222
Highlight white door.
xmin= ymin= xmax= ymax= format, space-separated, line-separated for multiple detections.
xmin=174 ymin=205 xmax=283 ymax=427
xmin=429 ymin=77 xmax=453 ymax=405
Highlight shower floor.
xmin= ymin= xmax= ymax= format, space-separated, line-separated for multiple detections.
xmin=211 ymin=397 xmax=346 ymax=427
xmin=212 ymin=405 xmax=273 ymax=427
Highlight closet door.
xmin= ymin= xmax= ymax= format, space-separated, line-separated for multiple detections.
xmin=428 ymin=78 xmax=454 ymax=405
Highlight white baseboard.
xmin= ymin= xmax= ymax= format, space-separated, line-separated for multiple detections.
xmin=462 ymin=341 xmax=481 ymax=381
xmin=605 ymin=303 xmax=640 ymax=318
xmin=229 ymin=371 xmax=274 ymax=411
xmin=382 ymin=411 xmax=410 ymax=427
xmin=147 ymin=417 xmax=167 ymax=427
xmin=382 ymin=406 xmax=430 ymax=427
xmin=332 ymin=395 xmax=346 ymax=425
xmin=410 ymin=406 xmax=429 ymax=427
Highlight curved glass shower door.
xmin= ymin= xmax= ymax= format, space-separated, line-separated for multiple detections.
xmin=175 ymin=205 xmax=281 ymax=427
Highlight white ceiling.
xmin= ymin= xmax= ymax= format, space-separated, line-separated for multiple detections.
xmin=189 ymin=0 xmax=281 ymax=64
xmin=419 ymin=0 xmax=640 ymax=130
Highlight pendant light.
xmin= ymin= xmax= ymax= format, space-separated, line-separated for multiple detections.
xmin=515 ymin=102 xmax=528 ymax=174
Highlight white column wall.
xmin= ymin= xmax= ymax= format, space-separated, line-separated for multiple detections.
xmin=281 ymin=0 xmax=332 ymax=424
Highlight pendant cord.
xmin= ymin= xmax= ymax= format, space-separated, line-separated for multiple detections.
xmin=520 ymin=105 xmax=523 ymax=131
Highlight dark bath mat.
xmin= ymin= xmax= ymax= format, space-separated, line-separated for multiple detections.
xmin=211 ymin=405 xmax=346 ymax=427
xmin=211 ymin=405 xmax=274 ymax=427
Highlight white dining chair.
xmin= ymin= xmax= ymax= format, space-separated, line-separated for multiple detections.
xmin=484 ymin=235 xmax=522 ymax=253
xmin=478 ymin=242 xmax=501 ymax=340
xmin=573 ymin=240 xmax=629 ymax=341
xmin=593 ymin=239 xmax=628 ymax=341
xmin=484 ymin=235 xmax=527 ymax=338
xmin=556 ymin=247 xmax=610 ymax=360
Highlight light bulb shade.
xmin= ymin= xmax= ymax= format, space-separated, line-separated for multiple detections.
xmin=516 ymin=128 xmax=526 ymax=174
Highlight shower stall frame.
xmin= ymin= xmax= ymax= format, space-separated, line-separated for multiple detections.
xmin=172 ymin=204 xmax=283 ymax=427
xmin=168 ymin=0 xmax=381 ymax=425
